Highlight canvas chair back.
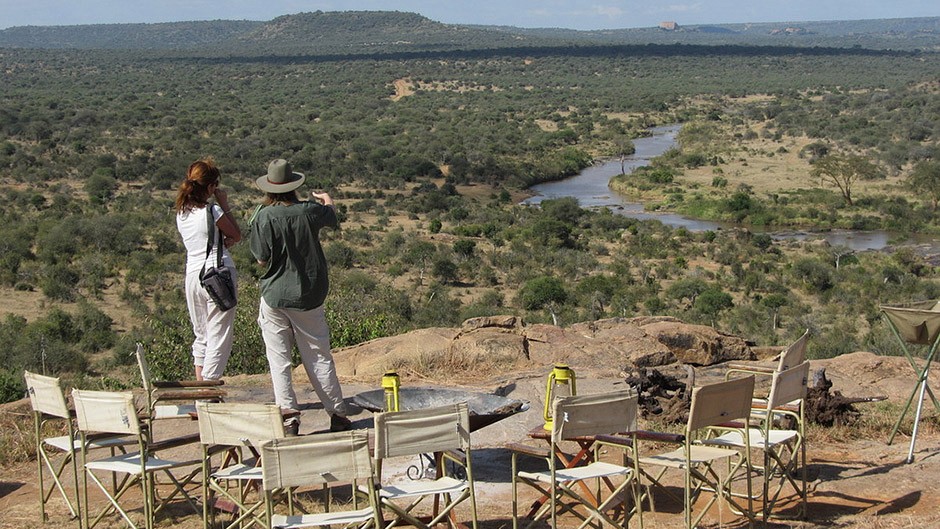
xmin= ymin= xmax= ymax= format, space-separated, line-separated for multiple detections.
xmin=24 ymin=371 xmax=70 ymax=419
xmin=261 ymin=431 xmax=372 ymax=490
xmin=72 ymin=389 xmax=141 ymax=436
xmin=196 ymin=401 xmax=285 ymax=447
xmin=777 ymin=329 xmax=809 ymax=372
xmin=767 ymin=361 xmax=810 ymax=411
xmin=688 ymin=376 xmax=755 ymax=432
xmin=551 ymin=389 xmax=638 ymax=441
xmin=373 ymin=402 xmax=470 ymax=459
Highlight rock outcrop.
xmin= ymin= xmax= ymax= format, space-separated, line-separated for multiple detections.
xmin=332 ymin=315 xmax=755 ymax=380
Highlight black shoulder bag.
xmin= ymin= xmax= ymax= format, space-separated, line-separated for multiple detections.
xmin=199 ymin=205 xmax=237 ymax=311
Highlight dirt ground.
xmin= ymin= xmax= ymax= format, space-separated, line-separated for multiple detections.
xmin=3 ymin=354 xmax=940 ymax=529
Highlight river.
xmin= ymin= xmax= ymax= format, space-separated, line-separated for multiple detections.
xmin=522 ymin=125 xmax=936 ymax=253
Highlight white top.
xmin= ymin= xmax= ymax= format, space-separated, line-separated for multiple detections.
xmin=176 ymin=204 xmax=235 ymax=276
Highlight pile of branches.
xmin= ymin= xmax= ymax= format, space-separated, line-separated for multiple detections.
xmin=622 ymin=365 xmax=875 ymax=427
xmin=622 ymin=366 xmax=692 ymax=424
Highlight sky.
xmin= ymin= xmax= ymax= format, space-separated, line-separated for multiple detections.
xmin=1 ymin=1 xmax=938 ymax=31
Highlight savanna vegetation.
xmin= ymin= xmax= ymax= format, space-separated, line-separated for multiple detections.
xmin=1 ymin=12 xmax=939 ymax=403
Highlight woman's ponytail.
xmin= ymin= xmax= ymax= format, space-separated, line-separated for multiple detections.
xmin=174 ymin=158 xmax=220 ymax=213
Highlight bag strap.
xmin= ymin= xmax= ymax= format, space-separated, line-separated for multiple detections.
xmin=200 ymin=204 xmax=223 ymax=277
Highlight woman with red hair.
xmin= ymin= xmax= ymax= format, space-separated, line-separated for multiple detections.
xmin=174 ymin=157 xmax=242 ymax=380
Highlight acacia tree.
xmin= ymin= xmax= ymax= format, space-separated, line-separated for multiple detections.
xmin=614 ymin=138 xmax=636 ymax=174
xmin=810 ymin=154 xmax=882 ymax=206
xmin=907 ymin=160 xmax=940 ymax=211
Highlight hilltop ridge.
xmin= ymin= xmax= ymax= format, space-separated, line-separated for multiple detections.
xmin=0 ymin=11 xmax=543 ymax=52
xmin=1 ymin=11 xmax=938 ymax=52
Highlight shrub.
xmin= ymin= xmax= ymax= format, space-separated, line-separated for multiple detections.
xmin=0 ymin=369 xmax=23 ymax=404
xmin=518 ymin=276 xmax=568 ymax=310
xmin=75 ymin=301 xmax=116 ymax=353
xmin=792 ymin=258 xmax=835 ymax=292
xmin=693 ymin=288 xmax=734 ymax=318
xmin=325 ymin=242 xmax=357 ymax=269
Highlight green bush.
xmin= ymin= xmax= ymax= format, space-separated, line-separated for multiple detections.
xmin=0 ymin=369 xmax=23 ymax=403
xmin=518 ymin=276 xmax=568 ymax=310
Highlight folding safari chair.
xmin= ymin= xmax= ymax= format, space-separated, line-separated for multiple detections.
xmin=880 ymin=301 xmax=940 ymax=463
xmin=725 ymin=328 xmax=809 ymax=436
xmin=72 ymin=389 xmax=202 ymax=529
xmin=639 ymin=376 xmax=757 ymax=529
xmin=260 ymin=431 xmax=382 ymax=529
xmin=24 ymin=371 xmax=131 ymax=527
xmin=134 ymin=343 xmax=225 ymax=423
xmin=509 ymin=389 xmax=642 ymax=529
xmin=195 ymin=401 xmax=286 ymax=529
xmin=707 ymin=362 xmax=810 ymax=521
xmin=370 ymin=402 xmax=478 ymax=529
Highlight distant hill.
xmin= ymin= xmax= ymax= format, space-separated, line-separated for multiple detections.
xmin=0 ymin=11 xmax=938 ymax=53
xmin=227 ymin=10 xmax=546 ymax=54
xmin=495 ymin=17 xmax=940 ymax=50
xmin=0 ymin=19 xmax=262 ymax=50
xmin=0 ymin=11 xmax=547 ymax=53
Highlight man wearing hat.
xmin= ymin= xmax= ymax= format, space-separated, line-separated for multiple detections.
xmin=249 ymin=158 xmax=352 ymax=434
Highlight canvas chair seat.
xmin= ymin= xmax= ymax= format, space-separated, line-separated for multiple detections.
xmin=511 ymin=389 xmax=642 ymax=529
xmin=210 ymin=461 xmax=263 ymax=480
xmin=85 ymin=452 xmax=198 ymax=474
xmin=707 ymin=427 xmax=799 ymax=448
xmin=378 ymin=475 xmax=469 ymax=498
xmin=639 ymin=444 xmax=741 ymax=469
xmin=44 ymin=434 xmax=132 ymax=453
xmin=518 ymin=460 xmax=632 ymax=484
xmin=151 ymin=403 xmax=197 ymax=420
xmin=270 ymin=507 xmax=376 ymax=529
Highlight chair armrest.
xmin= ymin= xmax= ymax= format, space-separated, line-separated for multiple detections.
xmin=594 ymin=434 xmax=633 ymax=448
xmin=442 ymin=449 xmax=468 ymax=466
xmin=152 ymin=379 xmax=225 ymax=388
xmin=507 ymin=442 xmax=551 ymax=459
xmin=712 ymin=421 xmax=747 ymax=429
xmin=149 ymin=432 xmax=201 ymax=452
xmin=726 ymin=364 xmax=775 ymax=377
xmin=85 ymin=432 xmax=136 ymax=446
xmin=153 ymin=389 xmax=226 ymax=401
xmin=770 ymin=403 xmax=801 ymax=414
xmin=635 ymin=430 xmax=685 ymax=444
xmin=205 ymin=444 xmax=234 ymax=458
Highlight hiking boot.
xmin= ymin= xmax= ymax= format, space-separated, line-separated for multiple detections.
xmin=283 ymin=416 xmax=300 ymax=436
xmin=330 ymin=414 xmax=352 ymax=432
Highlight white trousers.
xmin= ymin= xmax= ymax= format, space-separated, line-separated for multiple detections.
xmin=258 ymin=298 xmax=348 ymax=415
xmin=184 ymin=270 xmax=236 ymax=380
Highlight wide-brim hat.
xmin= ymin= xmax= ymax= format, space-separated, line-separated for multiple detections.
xmin=256 ymin=159 xmax=305 ymax=193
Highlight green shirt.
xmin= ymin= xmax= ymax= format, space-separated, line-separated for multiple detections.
xmin=249 ymin=201 xmax=338 ymax=310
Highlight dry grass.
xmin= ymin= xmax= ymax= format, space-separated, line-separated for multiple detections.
xmin=0 ymin=400 xmax=39 ymax=467
xmin=681 ymin=127 xmax=905 ymax=200
xmin=385 ymin=348 xmax=522 ymax=385
xmin=810 ymin=399 xmax=940 ymax=445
